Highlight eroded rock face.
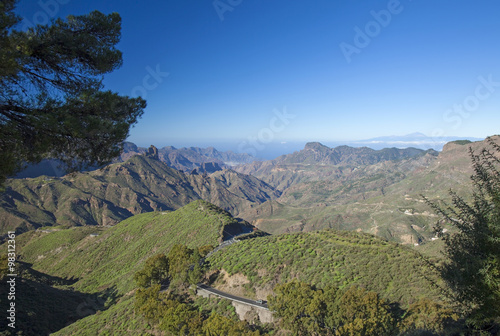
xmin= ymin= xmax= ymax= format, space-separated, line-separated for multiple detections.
xmin=0 ymin=155 xmax=279 ymax=233
xmin=191 ymin=162 xmax=223 ymax=175
xmin=146 ymin=145 xmax=159 ymax=160
xmin=232 ymin=301 xmax=274 ymax=324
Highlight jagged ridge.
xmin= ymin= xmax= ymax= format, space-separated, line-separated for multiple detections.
xmin=0 ymin=155 xmax=280 ymax=233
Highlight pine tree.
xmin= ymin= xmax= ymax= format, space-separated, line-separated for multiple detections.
xmin=267 ymin=280 xmax=326 ymax=335
xmin=134 ymin=254 xmax=169 ymax=289
xmin=0 ymin=1 xmax=145 ymax=184
xmin=424 ymin=136 xmax=500 ymax=329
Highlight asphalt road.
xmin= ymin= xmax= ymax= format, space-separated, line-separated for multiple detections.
xmin=197 ymin=283 xmax=269 ymax=310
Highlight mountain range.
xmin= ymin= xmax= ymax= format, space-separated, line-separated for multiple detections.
xmin=120 ymin=142 xmax=256 ymax=171
xmin=14 ymin=142 xmax=256 ymax=179
xmin=1 ymin=136 xmax=498 ymax=334
xmin=234 ymin=138 xmax=494 ymax=246
xmin=4 ymin=136 xmax=496 ymax=247
xmin=15 ymin=132 xmax=483 ymax=179
xmin=0 ymin=153 xmax=278 ymax=233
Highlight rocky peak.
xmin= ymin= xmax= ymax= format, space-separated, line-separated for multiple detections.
xmin=146 ymin=145 xmax=159 ymax=160
xmin=304 ymin=142 xmax=330 ymax=152
xmin=191 ymin=162 xmax=223 ymax=175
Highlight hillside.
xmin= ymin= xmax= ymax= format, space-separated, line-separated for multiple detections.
xmin=234 ymin=137 xmax=500 ymax=245
xmin=0 ymin=154 xmax=279 ymax=234
xmin=235 ymin=142 xmax=436 ymax=191
xmin=51 ymin=294 xmax=151 ymax=336
xmin=3 ymin=138 xmax=498 ymax=333
xmin=14 ymin=142 xmax=257 ymax=178
xmin=13 ymin=200 xmax=254 ymax=295
xmin=5 ymin=201 xmax=448 ymax=335
xmin=120 ymin=142 xmax=256 ymax=170
xmin=207 ymin=230 xmax=442 ymax=307
xmin=160 ymin=145 xmax=256 ymax=170
xmin=1 ymin=201 xmax=259 ymax=335
xmin=0 ymin=260 xmax=100 ymax=335
xmin=54 ymin=230 xmax=447 ymax=335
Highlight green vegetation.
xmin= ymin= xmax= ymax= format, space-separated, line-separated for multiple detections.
xmin=0 ymin=154 xmax=277 ymax=234
xmin=134 ymin=284 xmax=205 ymax=334
xmin=0 ymin=259 xmax=108 ymax=335
xmin=236 ymin=137 xmax=490 ymax=247
xmin=133 ymin=254 xmax=169 ymax=288
xmin=400 ymin=298 xmax=459 ymax=334
xmin=209 ymin=230 xmax=441 ymax=305
xmin=268 ymin=280 xmax=459 ymax=336
xmin=193 ymin=296 xmax=239 ymax=320
xmin=334 ymin=286 xmax=397 ymax=336
xmin=3 ymin=136 xmax=500 ymax=334
xmin=0 ymin=0 xmax=145 ymax=185
xmin=132 ymin=248 xmax=262 ymax=335
xmin=267 ymin=280 xmax=331 ymax=335
xmin=168 ymin=244 xmax=203 ymax=286
xmin=52 ymin=294 xmax=154 ymax=336
xmin=2 ymin=1 xmax=499 ymax=334
xmin=131 ymin=283 xmax=263 ymax=335
xmin=3 ymin=197 xmax=494 ymax=335
xmin=1 ymin=201 xmax=252 ymax=335
xmin=129 ymin=245 xmax=460 ymax=336
xmin=424 ymin=136 xmax=500 ymax=330
xmin=14 ymin=200 xmax=238 ymax=295
xmin=134 ymin=246 xmax=203 ymax=292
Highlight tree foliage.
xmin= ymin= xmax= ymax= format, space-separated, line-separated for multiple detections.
xmin=201 ymin=312 xmax=260 ymax=336
xmin=267 ymin=280 xmax=326 ymax=335
xmin=134 ymin=284 xmax=165 ymax=325
xmin=424 ymin=136 xmax=500 ymax=328
xmin=133 ymin=253 xmax=169 ymax=289
xmin=209 ymin=230 xmax=440 ymax=307
xmin=132 ymin=244 xmax=263 ymax=335
xmin=268 ymin=280 xmax=464 ymax=335
xmin=335 ymin=286 xmax=396 ymax=336
xmin=268 ymin=281 xmax=399 ymax=336
xmin=133 ymin=256 xmax=464 ymax=335
xmin=134 ymin=244 xmax=204 ymax=296
xmin=159 ymin=299 xmax=204 ymax=335
xmin=168 ymin=244 xmax=203 ymax=286
xmin=0 ymin=0 xmax=145 ymax=184
xmin=134 ymin=284 xmax=205 ymax=334
xmin=399 ymin=298 xmax=459 ymax=335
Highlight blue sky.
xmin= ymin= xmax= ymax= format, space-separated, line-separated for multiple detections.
xmin=14 ymin=0 xmax=500 ymax=156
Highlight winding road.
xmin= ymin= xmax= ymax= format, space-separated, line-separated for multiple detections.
xmin=196 ymin=284 xmax=269 ymax=310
